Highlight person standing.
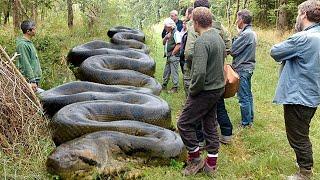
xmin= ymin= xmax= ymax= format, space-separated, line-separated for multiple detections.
xmin=184 ymin=0 xmax=233 ymax=145
xmin=162 ymin=18 xmax=181 ymax=93
xmin=230 ymin=10 xmax=257 ymax=128
xmin=181 ymin=7 xmax=194 ymax=97
xmin=270 ymin=1 xmax=320 ymax=179
xmin=177 ymin=7 xmax=225 ymax=176
xmin=161 ymin=10 xmax=183 ymax=39
xmin=16 ymin=20 xmax=43 ymax=93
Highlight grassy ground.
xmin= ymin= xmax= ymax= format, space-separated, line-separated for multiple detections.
xmin=142 ymin=26 xmax=320 ymax=179
xmin=1 ymin=22 xmax=319 ymax=179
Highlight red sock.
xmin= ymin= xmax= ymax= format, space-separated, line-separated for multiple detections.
xmin=206 ymin=156 xmax=217 ymax=167
xmin=188 ymin=148 xmax=200 ymax=160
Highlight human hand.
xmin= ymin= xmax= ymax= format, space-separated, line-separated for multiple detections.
xmin=30 ymin=83 xmax=38 ymax=92
xmin=164 ymin=32 xmax=172 ymax=40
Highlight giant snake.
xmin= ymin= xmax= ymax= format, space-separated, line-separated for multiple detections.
xmin=40 ymin=26 xmax=184 ymax=179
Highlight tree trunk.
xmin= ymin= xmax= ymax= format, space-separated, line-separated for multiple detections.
xmin=243 ymin=0 xmax=249 ymax=8
xmin=4 ymin=0 xmax=11 ymax=25
xmin=227 ymin=0 xmax=231 ymax=28
xmin=277 ymin=0 xmax=288 ymax=32
xmin=67 ymin=0 xmax=73 ymax=28
xmin=32 ymin=0 xmax=38 ymax=22
xmin=4 ymin=10 xmax=9 ymax=24
xmin=12 ymin=0 xmax=20 ymax=31
xmin=233 ymin=0 xmax=240 ymax=24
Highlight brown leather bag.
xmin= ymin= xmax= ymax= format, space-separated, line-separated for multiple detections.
xmin=223 ymin=64 xmax=240 ymax=98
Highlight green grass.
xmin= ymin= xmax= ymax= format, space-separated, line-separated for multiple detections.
xmin=1 ymin=21 xmax=319 ymax=179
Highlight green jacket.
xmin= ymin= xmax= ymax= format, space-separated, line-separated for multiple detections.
xmin=184 ymin=20 xmax=231 ymax=62
xmin=16 ymin=37 xmax=42 ymax=83
xmin=189 ymin=29 xmax=225 ymax=96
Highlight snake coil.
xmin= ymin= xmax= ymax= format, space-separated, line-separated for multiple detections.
xmin=41 ymin=26 xmax=184 ymax=178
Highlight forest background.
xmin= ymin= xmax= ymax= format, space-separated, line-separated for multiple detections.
xmin=0 ymin=0 xmax=319 ymax=179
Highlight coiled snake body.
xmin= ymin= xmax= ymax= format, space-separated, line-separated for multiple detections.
xmin=41 ymin=27 xmax=184 ymax=179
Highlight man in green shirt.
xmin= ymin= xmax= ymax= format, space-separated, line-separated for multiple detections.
xmin=177 ymin=7 xmax=225 ymax=176
xmin=16 ymin=20 xmax=42 ymax=92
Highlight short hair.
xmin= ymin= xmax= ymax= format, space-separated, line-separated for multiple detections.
xmin=237 ymin=9 xmax=252 ymax=24
xmin=192 ymin=7 xmax=213 ymax=28
xmin=170 ymin=10 xmax=178 ymax=16
xmin=298 ymin=0 xmax=320 ymax=23
xmin=187 ymin=7 xmax=194 ymax=16
xmin=194 ymin=0 xmax=210 ymax=8
xmin=21 ymin=20 xmax=36 ymax=34
xmin=164 ymin=18 xmax=176 ymax=28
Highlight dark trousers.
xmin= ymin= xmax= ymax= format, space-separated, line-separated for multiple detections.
xmin=284 ymin=104 xmax=317 ymax=169
xmin=195 ymin=97 xmax=233 ymax=142
xmin=177 ymin=88 xmax=224 ymax=154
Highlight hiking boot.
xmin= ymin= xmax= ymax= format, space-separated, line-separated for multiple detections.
xmin=162 ymin=84 xmax=167 ymax=90
xmin=203 ymin=158 xmax=217 ymax=176
xmin=169 ymin=87 xmax=178 ymax=94
xmin=182 ymin=158 xmax=205 ymax=176
xmin=238 ymin=123 xmax=253 ymax=129
xmin=219 ymin=135 xmax=232 ymax=145
xmin=287 ymin=168 xmax=312 ymax=180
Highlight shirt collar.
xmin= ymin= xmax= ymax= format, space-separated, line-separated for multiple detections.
xmin=304 ymin=23 xmax=320 ymax=31
xmin=241 ymin=24 xmax=252 ymax=33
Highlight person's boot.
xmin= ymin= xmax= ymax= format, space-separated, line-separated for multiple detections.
xmin=287 ymin=167 xmax=312 ymax=180
xmin=169 ymin=87 xmax=178 ymax=94
xmin=219 ymin=135 xmax=232 ymax=145
xmin=161 ymin=84 xmax=167 ymax=91
xmin=182 ymin=149 xmax=204 ymax=176
xmin=203 ymin=156 xmax=217 ymax=176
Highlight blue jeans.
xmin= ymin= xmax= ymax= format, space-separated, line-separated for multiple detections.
xmin=237 ymin=71 xmax=254 ymax=126
xmin=217 ymin=98 xmax=233 ymax=136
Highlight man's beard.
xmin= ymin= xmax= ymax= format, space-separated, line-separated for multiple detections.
xmin=295 ymin=17 xmax=304 ymax=32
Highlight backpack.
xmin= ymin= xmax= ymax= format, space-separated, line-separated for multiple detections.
xmin=180 ymin=32 xmax=188 ymax=62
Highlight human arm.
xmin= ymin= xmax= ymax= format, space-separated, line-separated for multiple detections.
xmin=172 ymin=44 xmax=181 ymax=56
xmin=221 ymin=25 xmax=232 ymax=54
xmin=162 ymin=32 xmax=171 ymax=45
xmin=189 ymin=41 xmax=207 ymax=96
xmin=16 ymin=44 xmax=36 ymax=82
xmin=172 ymin=31 xmax=182 ymax=56
xmin=161 ymin=28 xmax=167 ymax=39
xmin=270 ymin=35 xmax=306 ymax=62
xmin=184 ymin=27 xmax=199 ymax=61
xmin=230 ymin=32 xmax=251 ymax=57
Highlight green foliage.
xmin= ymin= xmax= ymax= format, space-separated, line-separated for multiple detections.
xmin=127 ymin=0 xmax=180 ymax=29
xmin=170 ymin=159 xmax=184 ymax=170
